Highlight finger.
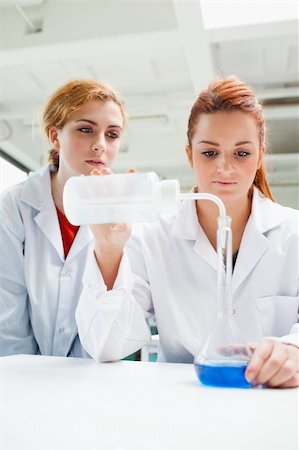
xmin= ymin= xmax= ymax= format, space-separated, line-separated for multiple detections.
xmin=256 ymin=342 xmax=289 ymax=385
xmin=90 ymin=169 xmax=101 ymax=176
xmin=127 ymin=167 xmax=137 ymax=173
xmin=278 ymin=372 xmax=299 ymax=388
xmin=245 ymin=339 xmax=275 ymax=383
xmin=266 ymin=356 xmax=298 ymax=387
xmin=248 ymin=342 xmax=257 ymax=352
xmin=90 ymin=167 xmax=112 ymax=176
xmin=111 ymin=223 xmax=127 ymax=232
xmin=267 ymin=345 xmax=299 ymax=387
xmin=100 ymin=167 xmax=112 ymax=175
xmin=111 ymin=223 xmax=125 ymax=232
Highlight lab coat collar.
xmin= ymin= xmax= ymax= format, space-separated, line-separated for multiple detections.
xmin=231 ymin=215 xmax=270 ymax=293
xmin=66 ymin=225 xmax=93 ymax=262
xmin=171 ymin=187 xmax=200 ymax=241
xmin=250 ymin=187 xmax=285 ymax=233
xmin=171 ymin=188 xmax=218 ymax=270
xmin=231 ymin=188 xmax=285 ymax=293
xmin=171 ymin=185 xmax=286 ymax=277
xmin=20 ymin=165 xmax=93 ymax=262
xmin=21 ymin=165 xmax=53 ymax=210
xmin=171 ymin=186 xmax=283 ymax=239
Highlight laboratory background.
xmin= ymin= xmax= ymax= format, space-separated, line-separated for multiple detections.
xmin=0 ymin=0 xmax=298 ymax=210
xmin=0 ymin=3 xmax=298 ymax=450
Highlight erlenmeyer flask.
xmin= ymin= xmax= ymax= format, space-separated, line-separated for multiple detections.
xmin=194 ymin=216 xmax=253 ymax=388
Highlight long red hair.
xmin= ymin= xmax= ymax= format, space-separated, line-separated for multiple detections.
xmin=187 ymin=76 xmax=274 ymax=201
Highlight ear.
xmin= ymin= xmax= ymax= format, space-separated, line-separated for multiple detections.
xmin=185 ymin=145 xmax=193 ymax=167
xmin=49 ymin=126 xmax=60 ymax=151
xmin=257 ymin=145 xmax=266 ymax=169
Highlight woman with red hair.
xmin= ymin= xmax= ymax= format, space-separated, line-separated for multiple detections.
xmin=77 ymin=76 xmax=298 ymax=388
xmin=0 ymin=78 xmax=127 ymax=358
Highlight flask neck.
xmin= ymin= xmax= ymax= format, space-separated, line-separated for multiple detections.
xmin=217 ymin=216 xmax=233 ymax=318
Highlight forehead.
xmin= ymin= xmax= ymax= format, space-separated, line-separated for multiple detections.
xmin=68 ymin=99 xmax=123 ymax=124
xmin=193 ymin=111 xmax=259 ymax=141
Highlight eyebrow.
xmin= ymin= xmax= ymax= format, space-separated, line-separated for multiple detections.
xmin=75 ymin=119 xmax=122 ymax=129
xmin=197 ymin=140 xmax=253 ymax=146
xmin=197 ymin=140 xmax=219 ymax=146
xmin=235 ymin=141 xmax=253 ymax=146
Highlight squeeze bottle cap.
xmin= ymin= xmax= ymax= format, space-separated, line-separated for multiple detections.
xmin=154 ymin=179 xmax=180 ymax=216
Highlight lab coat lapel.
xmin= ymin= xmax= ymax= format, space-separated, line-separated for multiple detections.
xmin=171 ymin=196 xmax=218 ymax=271
xmin=34 ymin=195 xmax=65 ymax=262
xmin=193 ymin=225 xmax=218 ymax=271
xmin=21 ymin=166 xmax=65 ymax=262
xmin=232 ymin=188 xmax=283 ymax=294
xmin=21 ymin=165 xmax=94 ymax=262
xmin=232 ymin=216 xmax=270 ymax=293
xmin=34 ymin=203 xmax=93 ymax=263
xmin=66 ymin=225 xmax=93 ymax=262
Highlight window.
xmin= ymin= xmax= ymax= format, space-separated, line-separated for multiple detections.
xmin=0 ymin=151 xmax=29 ymax=193
xmin=200 ymin=0 xmax=298 ymax=29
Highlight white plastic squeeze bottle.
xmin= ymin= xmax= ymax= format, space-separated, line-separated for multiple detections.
xmin=63 ymin=172 xmax=226 ymax=225
xmin=63 ymin=172 xmax=180 ymax=225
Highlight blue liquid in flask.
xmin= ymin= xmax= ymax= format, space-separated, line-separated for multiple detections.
xmin=195 ymin=361 xmax=251 ymax=388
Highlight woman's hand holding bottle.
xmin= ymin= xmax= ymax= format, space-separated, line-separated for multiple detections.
xmin=89 ymin=167 xmax=134 ymax=290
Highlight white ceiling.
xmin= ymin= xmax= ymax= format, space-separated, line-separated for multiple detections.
xmin=0 ymin=0 xmax=298 ymax=194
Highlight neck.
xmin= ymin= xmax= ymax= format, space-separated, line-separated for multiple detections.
xmin=51 ymin=169 xmax=68 ymax=213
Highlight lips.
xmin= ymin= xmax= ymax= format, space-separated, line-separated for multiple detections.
xmin=85 ymin=159 xmax=105 ymax=167
xmin=213 ymin=180 xmax=237 ymax=185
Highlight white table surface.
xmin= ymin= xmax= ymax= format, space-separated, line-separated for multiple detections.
xmin=0 ymin=355 xmax=298 ymax=450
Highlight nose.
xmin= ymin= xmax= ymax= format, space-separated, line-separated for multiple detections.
xmin=91 ymin=134 xmax=106 ymax=152
xmin=216 ymin=154 xmax=235 ymax=174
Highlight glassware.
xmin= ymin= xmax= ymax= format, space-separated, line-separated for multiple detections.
xmin=64 ymin=172 xmax=253 ymax=387
xmin=194 ymin=215 xmax=253 ymax=388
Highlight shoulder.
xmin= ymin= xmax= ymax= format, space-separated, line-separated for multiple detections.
xmin=0 ymin=166 xmax=50 ymax=228
xmin=252 ymin=188 xmax=298 ymax=233
xmin=0 ymin=179 xmax=26 ymax=216
xmin=0 ymin=182 xmax=26 ymax=240
xmin=276 ymin=204 xmax=298 ymax=237
xmin=264 ymin=195 xmax=298 ymax=220
xmin=272 ymin=204 xmax=298 ymax=241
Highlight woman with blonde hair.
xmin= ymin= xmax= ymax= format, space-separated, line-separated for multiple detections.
xmin=0 ymin=78 xmax=127 ymax=357
xmin=77 ymin=76 xmax=298 ymax=388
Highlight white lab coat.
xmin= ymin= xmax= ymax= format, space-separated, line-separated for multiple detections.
xmin=76 ymin=188 xmax=299 ymax=363
xmin=0 ymin=165 xmax=94 ymax=357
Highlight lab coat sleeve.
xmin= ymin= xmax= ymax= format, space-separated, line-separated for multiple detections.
xmin=76 ymin=236 xmax=152 ymax=362
xmin=279 ymin=269 xmax=299 ymax=347
xmin=270 ymin=274 xmax=299 ymax=347
xmin=274 ymin=314 xmax=299 ymax=347
xmin=0 ymin=192 xmax=38 ymax=356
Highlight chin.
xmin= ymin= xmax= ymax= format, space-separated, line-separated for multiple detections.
xmin=74 ymin=165 xmax=92 ymax=176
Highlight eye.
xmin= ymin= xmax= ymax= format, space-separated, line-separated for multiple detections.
xmin=78 ymin=127 xmax=93 ymax=134
xmin=235 ymin=151 xmax=250 ymax=157
xmin=201 ymin=150 xmax=218 ymax=157
xmin=107 ymin=130 xmax=119 ymax=139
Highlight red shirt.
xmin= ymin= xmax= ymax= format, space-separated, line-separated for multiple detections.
xmin=56 ymin=207 xmax=80 ymax=258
